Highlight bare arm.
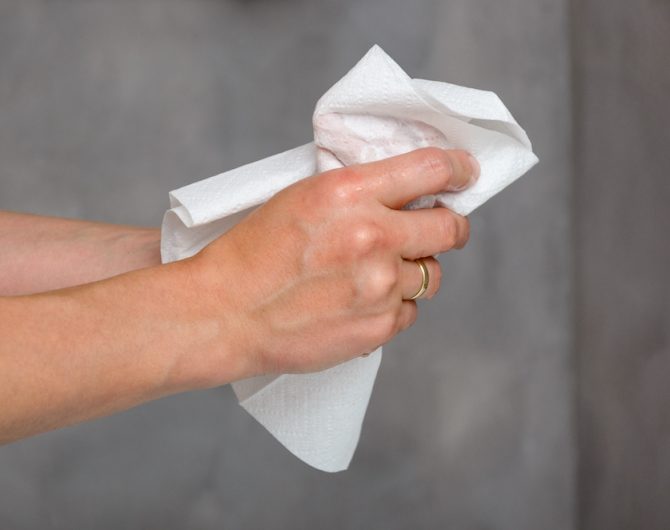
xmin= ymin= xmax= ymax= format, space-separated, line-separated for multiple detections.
xmin=0 ymin=211 xmax=161 ymax=296
xmin=0 ymin=148 xmax=477 ymax=444
xmin=0 ymin=258 xmax=244 ymax=444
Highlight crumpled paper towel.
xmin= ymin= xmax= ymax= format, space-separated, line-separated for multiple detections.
xmin=161 ymin=45 xmax=538 ymax=472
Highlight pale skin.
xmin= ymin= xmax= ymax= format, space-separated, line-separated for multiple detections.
xmin=0 ymin=147 xmax=478 ymax=444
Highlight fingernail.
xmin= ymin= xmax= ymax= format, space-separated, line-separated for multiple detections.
xmin=446 ymin=152 xmax=480 ymax=192
xmin=467 ymin=154 xmax=480 ymax=184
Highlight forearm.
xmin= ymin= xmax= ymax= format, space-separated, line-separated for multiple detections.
xmin=0 ymin=211 xmax=161 ymax=295
xmin=0 ymin=148 xmax=476 ymax=445
xmin=0 ymin=257 xmax=248 ymax=444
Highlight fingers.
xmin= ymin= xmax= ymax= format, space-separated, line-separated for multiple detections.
xmin=390 ymin=207 xmax=470 ymax=259
xmin=401 ymin=257 xmax=441 ymax=300
xmin=346 ymin=147 xmax=479 ymax=209
xmin=397 ymin=300 xmax=418 ymax=331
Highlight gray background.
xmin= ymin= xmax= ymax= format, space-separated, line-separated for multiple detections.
xmin=574 ymin=0 xmax=670 ymax=528
xmin=0 ymin=0 xmax=666 ymax=529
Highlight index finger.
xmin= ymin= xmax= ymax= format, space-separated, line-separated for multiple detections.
xmin=350 ymin=147 xmax=479 ymax=209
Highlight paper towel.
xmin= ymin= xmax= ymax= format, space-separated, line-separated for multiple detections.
xmin=161 ymin=45 xmax=538 ymax=472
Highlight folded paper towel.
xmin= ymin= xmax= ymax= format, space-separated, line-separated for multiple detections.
xmin=161 ymin=45 xmax=538 ymax=472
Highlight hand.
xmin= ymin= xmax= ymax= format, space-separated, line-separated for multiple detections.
xmin=191 ymin=147 xmax=478 ymax=381
xmin=0 ymin=147 xmax=476 ymax=442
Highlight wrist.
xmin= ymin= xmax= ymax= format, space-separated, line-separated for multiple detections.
xmin=114 ymin=226 xmax=162 ymax=271
xmin=156 ymin=254 xmax=258 ymax=392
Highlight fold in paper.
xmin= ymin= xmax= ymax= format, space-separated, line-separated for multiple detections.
xmin=161 ymin=45 xmax=538 ymax=472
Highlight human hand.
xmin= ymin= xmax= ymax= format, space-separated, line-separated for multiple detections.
xmin=190 ymin=147 xmax=478 ymax=383
xmin=0 ymin=147 xmax=477 ymax=441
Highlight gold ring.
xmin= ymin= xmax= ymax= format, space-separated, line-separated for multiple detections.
xmin=408 ymin=258 xmax=429 ymax=300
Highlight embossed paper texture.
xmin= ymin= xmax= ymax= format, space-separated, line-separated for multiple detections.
xmin=161 ymin=45 xmax=538 ymax=472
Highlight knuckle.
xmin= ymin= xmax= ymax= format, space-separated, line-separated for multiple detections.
xmin=420 ymin=147 xmax=452 ymax=183
xmin=363 ymin=262 xmax=400 ymax=301
xmin=326 ymin=168 xmax=365 ymax=205
xmin=349 ymin=220 xmax=386 ymax=257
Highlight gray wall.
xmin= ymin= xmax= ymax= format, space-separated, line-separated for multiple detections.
xmin=573 ymin=1 xmax=670 ymax=528
xmin=3 ymin=0 xmax=664 ymax=529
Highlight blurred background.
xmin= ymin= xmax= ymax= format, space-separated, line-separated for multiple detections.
xmin=0 ymin=1 xmax=667 ymax=529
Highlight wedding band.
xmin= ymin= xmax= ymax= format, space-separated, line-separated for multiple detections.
xmin=408 ymin=258 xmax=430 ymax=300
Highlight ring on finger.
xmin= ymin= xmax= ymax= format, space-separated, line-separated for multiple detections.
xmin=408 ymin=258 xmax=430 ymax=300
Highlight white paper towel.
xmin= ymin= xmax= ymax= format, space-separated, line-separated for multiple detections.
xmin=161 ymin=45 xmax=538 ymax=472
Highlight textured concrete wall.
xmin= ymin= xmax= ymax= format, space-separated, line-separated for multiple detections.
xmin=573 ymin=1 xmax=670 ymax=528
xmin=0 ymin=1 xmax=574 ymax=529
